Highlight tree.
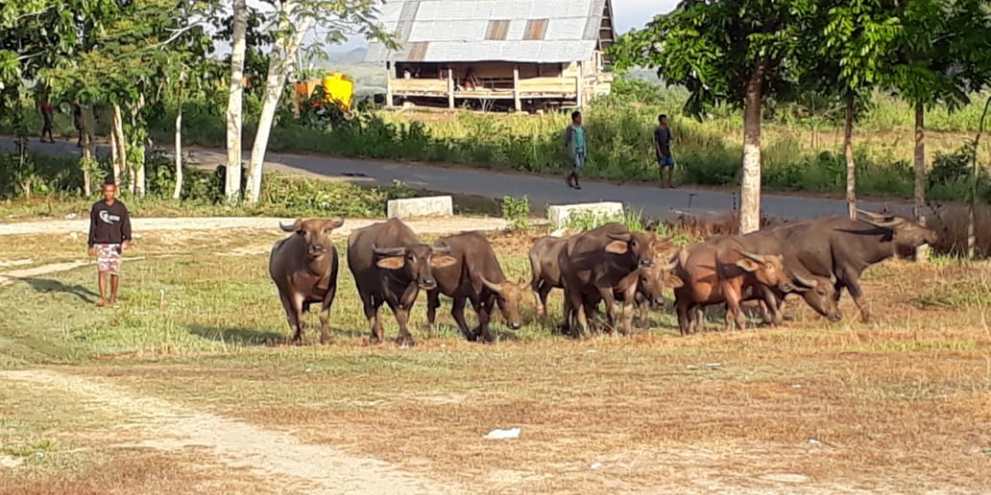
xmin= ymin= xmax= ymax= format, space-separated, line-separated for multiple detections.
xmin=888 ymin=0 xmax=990 ymax=259
xmin=242 ymin=0 xmax=393 ymax=204
xmin=812 ymin=0 xmax=901 ymax=219
xmin=225 ymin=0 xmax=248 ymax=203
xmin=611 ymin=0 xmax=817 ymax=233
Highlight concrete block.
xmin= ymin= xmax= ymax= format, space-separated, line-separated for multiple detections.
xmin=387 ymin=196 xmax=453 ymax=219
xmin=547 ymin=202 xmax=624 ymax=228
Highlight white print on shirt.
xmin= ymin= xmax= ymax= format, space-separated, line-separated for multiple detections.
xmin=99 ymin=210 xmax=121 ymax=224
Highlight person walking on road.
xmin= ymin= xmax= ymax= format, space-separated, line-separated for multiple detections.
xmin=654 ymin=114 xmax=675 ymax=188
xmin=38 ymin=97 xmax=55 ymax=143
xmin=87 ymin=182 xmax=132 ymax=307
xmin=564 ymin=111 xmax=587 ymax=190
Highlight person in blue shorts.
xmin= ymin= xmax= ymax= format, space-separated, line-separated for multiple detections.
xmin=654 ymin=114 xmax=675 ymax=188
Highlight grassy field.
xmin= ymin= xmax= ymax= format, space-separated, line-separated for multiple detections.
xmin=1 ymin=224 xmax=990 ymax=493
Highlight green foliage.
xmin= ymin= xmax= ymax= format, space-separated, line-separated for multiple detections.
xmin=500 ymin=196 xmax=530 ymax=232
xmin=565 ymin=209 xmax=645 ymax=233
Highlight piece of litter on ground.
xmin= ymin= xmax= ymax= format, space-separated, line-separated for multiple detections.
xmin=0 ymin=455 xmax=23 ymax=468
xmin=807 ymin=438 xmax=823 ymax=447
xmin=759 ymin=473 xmax=810 ymax=484
xmin=64 ymin=213 xmax=77 ymax=220
xmin=792 ymin=384 xmax=803 ymax=389
xmin=485 ymin=427 xmax=521 ymax=440
xmin=590 ymin=462 xmax=603 ymax=470
xmin=703 ymin=363 xmax=721 ymax=369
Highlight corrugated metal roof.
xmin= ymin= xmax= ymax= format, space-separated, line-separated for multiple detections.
xmin=365 ymin=0 xmax=614 ymax=63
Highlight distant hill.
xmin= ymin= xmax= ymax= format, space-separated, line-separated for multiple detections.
xmin=328 ymin=47 xmax=369 ymax=65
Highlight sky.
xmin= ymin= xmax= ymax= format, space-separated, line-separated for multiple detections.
xmin=330 ymin=0 xmax=680 ymax=52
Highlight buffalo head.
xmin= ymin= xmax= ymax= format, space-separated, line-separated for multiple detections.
xmin=735 ymin=251 xmax=788 ymax=288
xmin=605 ymin=232 xmax=673 ymax=268
xmin=857 ymin=209 xmax=938 ymax=258
xmin=783 ymin=271 xmax=842 ymax=322
xmin=373 ymin=244 xmax=457 ymax=290
xmin=637 ymin=254 xmax=683 ymax=306
xmin=480 ymin=276 xmax=529 ymax=330
xmin=280 ymin=218 xmax=344 ymax=258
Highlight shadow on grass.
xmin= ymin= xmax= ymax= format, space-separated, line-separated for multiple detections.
xmin=187 ymin=325 xmax=287 ymax=346
xmin=20 ymin=277 xmax=99 ymax=303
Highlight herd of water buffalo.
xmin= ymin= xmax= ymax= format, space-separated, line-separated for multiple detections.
xmin=268 ymin=209 xmax=938 ymax=346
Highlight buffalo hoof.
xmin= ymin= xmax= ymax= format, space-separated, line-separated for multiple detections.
xmin=396 ymin=335 xmax=416 ymax=348
xmin=319 ymin=334 xmax=332 ymax=345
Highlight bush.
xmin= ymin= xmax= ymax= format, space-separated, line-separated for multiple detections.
xmin=501 ymin=196 xmax=530 ymax=231
xmin=565 ymin=209 xmax=645 ymax=232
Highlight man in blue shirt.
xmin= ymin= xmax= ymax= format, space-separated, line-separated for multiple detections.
xmin=564 ymin=111 xmax=586 ymax=190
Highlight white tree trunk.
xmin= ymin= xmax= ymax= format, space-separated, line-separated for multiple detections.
xmin=173 ymin=103 xmax=183 ymax=200
xmin=80 ymin=106 xmax=93 ymax=196
xmin=112 ymin=104 xmax=128 ymax=190
xmin=244 ymin=6 xmax=314 ymax=204
xmin=914 ymin=101 xmax=929 ymax=261
xmin=225 ymin=0 xmax=248 ymax=203
xmin=739 ymin=68 xmax=764 ymax=234
xmin=844 ymin=94 xmax=857 ymax=220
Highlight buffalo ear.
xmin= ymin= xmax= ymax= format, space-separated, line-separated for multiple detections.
xmin=430 ymin=255 xmax=457 ymax=269
xmin=736 ymin=258 xmax=762 ymax=273
xmin=605 ymin=240 xmax=629 ymax=255
xmin=376 ymin=256 xmax=405 ymax=270
xmin=664 ymin=273 xmax=685 ymax=289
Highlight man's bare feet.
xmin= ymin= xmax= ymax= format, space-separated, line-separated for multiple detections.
xmin=96 ymin=298 xmax=106 ymax=307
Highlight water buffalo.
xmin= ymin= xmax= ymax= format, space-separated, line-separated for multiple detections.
xmin=774 ymin=210 xmax=937 ymax=322
xmin=269 ymin=218 xmax=344 ymax=344
xmin=673 ymin=237 xmax=792 ymax=334
xmin=347 ymin=218 xmax=456 ymax=347
xmin=528 ymin=235 xmax=569 ymax=318
xmin=632 ymin=252 xmax=684 ymax=327
xmin=558 ymin=223 xmax=669 ymax=336
xmin=426 ymin=232 xmax=528 ymax=342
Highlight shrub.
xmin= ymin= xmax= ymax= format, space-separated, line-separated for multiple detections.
xmin=501 ymin=196 xmax=530 ymax=231
xmin=565 ymin=208 xmax=645 ymax=232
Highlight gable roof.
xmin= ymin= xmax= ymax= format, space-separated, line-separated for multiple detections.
xmin=365 ymin=0 xmax=615 ymax=64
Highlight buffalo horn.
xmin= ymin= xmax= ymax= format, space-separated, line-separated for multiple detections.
xmin=607 ymin=232 xmax=632 ymax=242
xmin=279 ymin=219 xmax=302 ymax=232
xmin=372 ymin=245 xmax=406 ymax=257
xmin=740 ymin=251 xmax=767 ymax=263
xmin=479 ymin=276 xmax=502 ymax=294
xmin=792 ymin=273 xmax=818 ymax=289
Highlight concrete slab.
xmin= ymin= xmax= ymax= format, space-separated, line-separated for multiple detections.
xmin=547 ymin=202 xmax=624 ymax=228
xmin=387 ymin=196 xmax=453 ymax=219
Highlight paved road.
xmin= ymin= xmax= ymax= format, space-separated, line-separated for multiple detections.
xmin=2 ymin=136 xmax=912 ymax=220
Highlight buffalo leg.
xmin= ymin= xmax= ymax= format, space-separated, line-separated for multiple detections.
xmin=565 ymin=289 xmax=589 ymax=338
xmin=596 ymin=286 xmax=619 ymax=334
xmin=362 ymin=294 xmax=384 ymax=343
xmin=451 ymin=297 xmax=474 ymax=341
xmin=319 ymin=283 xmax=337 ymax=345
xmin=676 ymin=298 xmax=690 ymax=336
xmin=279 ymin=292 xmax=304 ymax=344
xmin=426 ymin=289 xmax=440 ymax=331
xmin=841 ymin=272 xmax=871 ymax=322
xmin=724 ymin=292 xmax=746 ymax=331
xmin=392 ymin=284 xmax=420 ymax=347
xmin=535 ymin=281 xmax=552 ymax=319
xmin=475 ymin=296 xmax=495 ymax=343
xmin=691 ymin=306 xmax=705 ymax=334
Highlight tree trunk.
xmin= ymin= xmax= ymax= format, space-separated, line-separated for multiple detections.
xmin=244 ymin=6 xmax=314 ymax=204
xmin=173 ymin=102 xmax=183 ymax=200
xmin=225 ymin=0 xmax=248 ymax=203
xmin=969 ymin=95 xmax=991 ymax=259
xmin=80 ymin=106 xmax=93 ymax=197
xmin=739 ymin=66 xmax=765 ymax=234
xmin=112 ymin=103 xmax=128 ymax=191
xmin=914 ymin=101 xmax=929 ymax=261
xmin=844 ymin=94 xmax=857 ymax=220
xmin=132 ymin=95 xmax=146 ymax=197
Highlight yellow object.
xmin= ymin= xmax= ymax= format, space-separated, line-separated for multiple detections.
xmin=321 ymin=73 xmax=353 ymax=112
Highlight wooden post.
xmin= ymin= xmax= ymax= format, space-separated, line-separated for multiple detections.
xmin=447 ymin=68 xmax=455 ymax=110
xmin=385 ymin=62 xmax=394 ymax=108
xmin=513 ymin=65 xmax=521 ymax=112
xmin=576 ymin=61 xmax=584 ymax=108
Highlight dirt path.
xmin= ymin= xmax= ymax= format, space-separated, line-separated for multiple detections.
xmin=0 ymin=369 xmax=460 ymax=495
xmin=0 ymin=216 xmax=508 ymax=237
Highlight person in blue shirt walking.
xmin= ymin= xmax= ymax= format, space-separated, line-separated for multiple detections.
xmin=564 ymin=111 xmax=586 ymax=190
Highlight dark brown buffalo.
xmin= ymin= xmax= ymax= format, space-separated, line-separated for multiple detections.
xmin=773 ymin=210 xmax=937 ymax=322
xmin=632 ymin=251 xmax=684 ymax=327
xmin=528 ymin=235 xmax=569 ymax=317
xmin=426 ymin=232 xmax=528 ymax=342
xmin=673 ymin=238 xmax=791 ymax=334
xmin=347 ymin=218 xmax=456 ymax=347
xmin=269 ymin=218 xmax=344 ymax=344
xmin=558 ymin=223 xmax=669 ymax=336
